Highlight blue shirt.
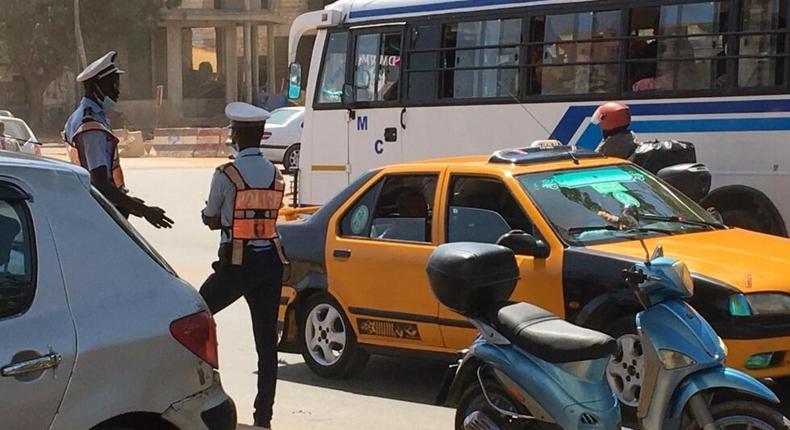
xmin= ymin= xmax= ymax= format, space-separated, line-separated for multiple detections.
xmin=202 ymin=147 xmax=277 ymax=249
xmin=64 ymin=97 xmax=114 ymax=179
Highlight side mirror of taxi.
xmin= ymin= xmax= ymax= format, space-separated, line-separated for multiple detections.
xmin=497 ymin=230 xmax=550 ymax=259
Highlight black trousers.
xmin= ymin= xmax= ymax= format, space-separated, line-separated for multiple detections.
xmin=199 ymin=245 xmax=284 ymax=427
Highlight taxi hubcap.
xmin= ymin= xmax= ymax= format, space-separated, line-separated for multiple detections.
xmin=305 ymin=303 xmax=346 ymax=366
xmin=607 ymin=334 xmax=644 ymax=407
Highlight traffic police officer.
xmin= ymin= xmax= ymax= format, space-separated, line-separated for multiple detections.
xmin=592 ymin=102 xmax=639 ymax=160
xmin=200 ymin=102 xmax=286 ymax=430
xmin=64 ymin=51 xmax=173 ymax=227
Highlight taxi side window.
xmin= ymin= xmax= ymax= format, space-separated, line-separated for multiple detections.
xmin=0 ymin=198 xmax=34 ymax=319
xmin=340 ymin=175 xmax=438 ymax=243
xmin=447 ymin=176 xmax=534 ymax=244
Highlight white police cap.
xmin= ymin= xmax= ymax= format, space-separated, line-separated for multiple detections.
xmin=76 ymin=51 xmax=126 ymax=83
xmin=225 ymin=102 xmax=271 ymax=128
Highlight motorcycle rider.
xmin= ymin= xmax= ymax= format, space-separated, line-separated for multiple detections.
xmin=592 ymin=102 xmax=639 ymax=160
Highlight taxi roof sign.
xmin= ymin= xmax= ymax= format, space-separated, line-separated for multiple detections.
xmin=489 ymin=145 xmax=603 ymax=165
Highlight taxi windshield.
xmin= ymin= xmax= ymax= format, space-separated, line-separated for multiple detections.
xmin=518 ymin=164 xmax=722 ymax=246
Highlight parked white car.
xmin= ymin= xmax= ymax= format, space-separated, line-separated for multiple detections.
xmin=227 ymin=106 xmax=304 ymax=172
xmin=0 ymin=110 xmax=13 ymax=117
xmin=0 ymin=116 xmax=41 ymax=156
xmin=0 ymin=152 xmax=236 ymax=430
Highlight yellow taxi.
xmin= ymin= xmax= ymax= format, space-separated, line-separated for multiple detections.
xmin=276 ymin=146 xmax=790 ymax=407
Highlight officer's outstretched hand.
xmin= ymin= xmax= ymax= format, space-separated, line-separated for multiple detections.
xmin=143 ymin=206 xmax=174 ymax=229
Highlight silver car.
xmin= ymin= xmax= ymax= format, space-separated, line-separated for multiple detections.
xmin=0 ymin=152 xmax=236 ymax=430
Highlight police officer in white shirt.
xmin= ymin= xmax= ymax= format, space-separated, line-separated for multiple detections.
xmin=64 ymin=51 xmax=173 ymax=227
xmin=200 ymin=102 xmax=286 ymax=430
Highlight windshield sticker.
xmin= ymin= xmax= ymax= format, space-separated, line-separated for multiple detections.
xmin=591 ymin=182 xmax=627 ymax=194
xmin=350 ymin=205 xmax=370 ymax=235
xmin=613 ymin=191 xmax=641 ymax=208
xmin=548 ymin=168 xmax=636 ymax=189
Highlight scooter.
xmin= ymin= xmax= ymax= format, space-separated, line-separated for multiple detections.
xmin=429 ymin=208 xmax=787 ymax=430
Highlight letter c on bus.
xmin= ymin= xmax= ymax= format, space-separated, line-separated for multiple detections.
xmin=374 ymin=139 xmax=384 ymax=154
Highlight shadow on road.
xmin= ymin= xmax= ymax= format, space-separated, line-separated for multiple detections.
xmin=276 ymin=355 xmax=451 ymax=405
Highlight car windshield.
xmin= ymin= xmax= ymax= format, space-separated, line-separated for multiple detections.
xmin=518 ymin=164 xmax=722 ymax=245
xmin=0 ymin=120 xmax=31 ymax=142
xmin=267 ymin=109 xmax=299 ymax=126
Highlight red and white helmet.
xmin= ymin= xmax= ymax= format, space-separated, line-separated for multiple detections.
xmin=592 ymin=102 xmax=631 ymax=132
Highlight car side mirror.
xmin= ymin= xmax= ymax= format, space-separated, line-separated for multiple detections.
xmin=496 ymin=230 xmax=550 ymax=259
xmin=288 ymin=62 xmax=302 ymax=100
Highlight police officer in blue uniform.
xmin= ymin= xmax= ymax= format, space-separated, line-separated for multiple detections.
xmin=200 ymin=102 xmax=286 ymax=430
xmin=64 ymin=51 xmax=173 ymax=228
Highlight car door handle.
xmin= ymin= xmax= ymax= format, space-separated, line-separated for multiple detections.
xmin=333 ymin=249 xmax=352 ymax=259
xmin=1 ymin=352 xmax=62 ymax=377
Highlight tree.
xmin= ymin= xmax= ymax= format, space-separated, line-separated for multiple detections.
xmin=0 ymin=1 xmax=75 ymax=128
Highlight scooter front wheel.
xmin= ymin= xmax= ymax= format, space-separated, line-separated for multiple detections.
xmin=455 ymin=377 xmax=556 ymax=430
xmin=683 ymin=400 xmax=790 ymax=430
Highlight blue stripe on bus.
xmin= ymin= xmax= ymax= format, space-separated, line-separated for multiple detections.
xmin=553 ymin=99 xmax=790 ymax=145
xmin=576 ymin=117 xmax=790 ymax=150
xmin=348 ymin=0 xmax=545 ymax=19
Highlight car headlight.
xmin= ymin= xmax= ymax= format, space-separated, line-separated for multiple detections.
xmin=658 ymin=349 xmax=696 ymax=370
xmin=671 ymin=261 xmax=694 ymax=295
xmin=744 ymin=293 xmax=790 ymax=316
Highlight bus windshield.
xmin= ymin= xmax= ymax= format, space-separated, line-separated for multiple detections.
xmin=518 ymin=165 xmax=722 ymax=245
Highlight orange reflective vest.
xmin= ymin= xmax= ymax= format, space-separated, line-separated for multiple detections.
xmin=220 ymin=163 xmax=286 ymax=265
xmin=64 ymin=120 xmax=126 ymax=189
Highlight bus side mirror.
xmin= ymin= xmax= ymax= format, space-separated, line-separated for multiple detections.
xmin=342 ymin=83 xmax=354 ymax=106
xmin=288 ymin=62 xmax=302 ymax=100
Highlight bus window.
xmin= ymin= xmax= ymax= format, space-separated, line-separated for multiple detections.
xmin=738 ymin=0 xmax=787 ymax=88
xmin=407 ymin=24 xmax=441 ymax=101
xmin=354 ymin=31 xmax=402 ymax=103
xmin=628 ymin=1 xmax=729 ymax=92
xmin=529 ymin=10 xmax=620 ymax=95
xmin=439 ymin=19 xmax=522 ymax=99
xmin=317 ymin=31 xmax=349 ymax=104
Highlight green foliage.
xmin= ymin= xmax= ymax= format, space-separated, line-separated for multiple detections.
xmin=81 ymin=0 xmax=163 ymax=58
xmin=0 ymin=0 xmax=75 ymax=83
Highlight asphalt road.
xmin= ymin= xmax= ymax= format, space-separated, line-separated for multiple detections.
xmin=119 ymin=158 xmax=455 ymax=430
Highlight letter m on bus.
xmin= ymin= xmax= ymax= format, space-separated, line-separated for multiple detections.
xmin=357 ymin=116 xmax=368 ymax=131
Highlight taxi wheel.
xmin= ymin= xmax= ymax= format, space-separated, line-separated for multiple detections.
xmin=604 ymin=316 xmax=641 ymax=429
xmin=299 ymin=293 xmax=369 ymax=379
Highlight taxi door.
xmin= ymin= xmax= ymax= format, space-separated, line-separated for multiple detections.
xmin=435 ymin=170 xmax=566 ymax=350
xmin=347 ymin=26 xmax=405 ymax=182
xmin=325 ymin=168 xmax=446 ymax=351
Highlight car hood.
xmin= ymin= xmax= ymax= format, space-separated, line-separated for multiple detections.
xmin=587 ymin=228 xmax=790 ymax=294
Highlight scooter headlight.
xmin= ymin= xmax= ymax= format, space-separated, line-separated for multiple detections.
xmin=658 ymin=349 xmax=696 ymax=370
xmin=718 ymin=336 xmax=729 ymax=357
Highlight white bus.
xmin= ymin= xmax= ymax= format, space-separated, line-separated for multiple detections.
xmin=288 ymin=0 xmax=790 ymax=236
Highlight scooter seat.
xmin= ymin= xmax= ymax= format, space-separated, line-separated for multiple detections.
xmin=494 ymin=303 xmax=617 ymax=363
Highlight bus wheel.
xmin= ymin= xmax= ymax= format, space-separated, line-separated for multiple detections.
xmin=299 ymin=292 xmax=369 ymax=379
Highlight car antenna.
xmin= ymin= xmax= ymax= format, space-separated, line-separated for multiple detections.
xmin=497 ymin=81 xmax=557 ymax=141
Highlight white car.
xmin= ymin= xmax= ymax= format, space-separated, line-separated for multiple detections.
xmin=228 ymin=106 xmax=304 ymax=172
xmin=0 ymin=110 xmax=13 ymax=117
xmin=0 ymin=152 xmax=236 ymax=430
xmin=0 ymin=116 xmax=41 ymax=156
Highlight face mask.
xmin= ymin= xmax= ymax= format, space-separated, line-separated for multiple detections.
xmin=101 ymin=96 xmax=117 ymax=111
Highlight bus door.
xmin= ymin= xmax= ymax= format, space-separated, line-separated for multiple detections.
xmin=348 ymin=26 xmax=405 ymax=181
xmin=307 ymin=30 xmax=352 ymax=205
